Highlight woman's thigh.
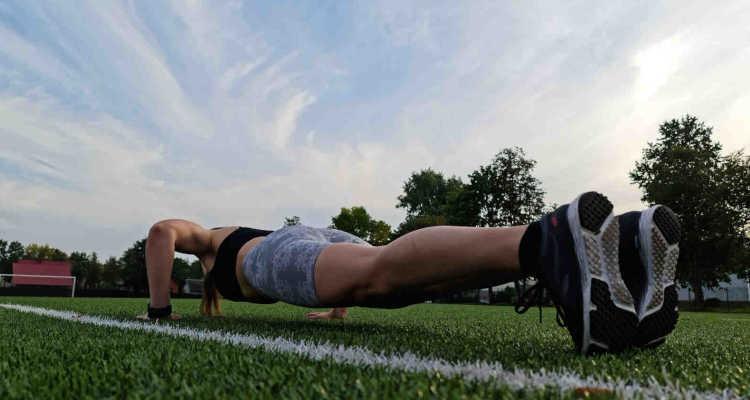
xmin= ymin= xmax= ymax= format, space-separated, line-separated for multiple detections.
xmin=313 ymin=242 xmax=380 ymax=306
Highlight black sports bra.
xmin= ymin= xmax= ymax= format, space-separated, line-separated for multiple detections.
xmin=209 ymin=227 xmax=273 ymax=300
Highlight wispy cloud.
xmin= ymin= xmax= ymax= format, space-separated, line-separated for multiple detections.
xmin=0 ymin=93 xmax=164 ymax=215
xmin=0 ymin=1 xmax=748 ymax=257
xmin=0 ymin=24 xmax=73 ymax=84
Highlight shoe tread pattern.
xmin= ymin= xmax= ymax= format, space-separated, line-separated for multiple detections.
xmin=590 ymin=280 xmax=638 ymax=352
xmin=578 ymin=192 xmax=613 ymax=232
xmin=637 ymin=206 xmax=680 ymax=347
xmin=578 ymin=192 xmax=637 ymax=353
xmin=603 ymin=221 xmax=634 ymax=308
xmin=654 ymin=206 xmax=681 ymax=245
xmin=636 ymin=286 xmax=678 ymax=347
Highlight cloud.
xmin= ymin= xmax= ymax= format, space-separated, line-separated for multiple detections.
xmin=363 ymin=1 xmax=750 ymax=213
xmin=0 ymin=25 xmax=68 ymax=83
xmin=633 ymin=34 xmax=689 ymax=102
xmin=86 ymin=1 xmax=215 ymax=139
xmin=0 ymin=93 xmax=165 ymax=219
xmin=0 ymin=1 xmax=748 ymax=258
xmin=271 ymin=91 xmax=316 ymax=149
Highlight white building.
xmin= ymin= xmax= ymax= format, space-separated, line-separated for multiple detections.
xmin=678 ymin=274 xmax=750 ymax=302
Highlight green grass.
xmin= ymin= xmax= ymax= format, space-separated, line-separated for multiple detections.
xmin=1 ymin=297 xmax=749 ymax=399
xmin=679 ymin=303 xmax=750 ymax=313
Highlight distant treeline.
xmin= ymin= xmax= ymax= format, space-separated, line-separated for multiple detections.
xmin=1 ymin=115 xmax=748 ymax=303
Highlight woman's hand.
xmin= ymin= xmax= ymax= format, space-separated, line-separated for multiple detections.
xmin=136 ymin=313 xmax=182 ymax=321
xmin=305 ymin=307 xmax=348 ymax=320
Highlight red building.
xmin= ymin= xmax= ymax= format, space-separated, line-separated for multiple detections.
xmin=12 ymin=260 xmax=73 ymax=287
xmin=10 ymin=259 xmax=180 ymax=295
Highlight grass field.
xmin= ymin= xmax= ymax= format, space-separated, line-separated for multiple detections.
xmin=1 ymin=297 xmax=748 ymax=399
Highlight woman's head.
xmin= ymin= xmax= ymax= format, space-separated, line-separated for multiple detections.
xmin=200 ymin=260 xmax=222 ymax=316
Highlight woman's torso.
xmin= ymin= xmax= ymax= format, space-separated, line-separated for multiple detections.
xmin=199 ymin=226 xmax=274 ymax=302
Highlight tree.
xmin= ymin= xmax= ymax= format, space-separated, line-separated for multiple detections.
xmin=101 ymin=256 xmax=123 ymax=289
xmin=23 ymin=243 xmax=68 ymax=261
xmin=737 ymin=232 xmax=750 ymax=281
xmin=395 ymin=169 xmax=478 ymax=237
xmin=0 ymin=240 xmax=24 ymax=274
xmin=86 ymin=252 xmax=101 ymax=289
xmin=397 ymin=169 xmax=462 ymax=217
xmin=723 ymin=151 xmax=750 ymax=280
xmin=120 ymin=239 xmax=148 ymax=294
xmin=391 ymin=215 xmax=448 ymax=240
xmin=442 ymin=183 xmax=481 ymax=226
xmin=468 ymin=147 xmax=545 ymax=227
xmin=69 ymin=252 xmax=103 ymax=289
xmin=284 ymin=216 xmax=301 ymax=226
xmin=330 ymin=206 xmax=392 ymax=246
xmin=630 ymin=115 xmax=750 ymax=304
xmin=171 ymin=258 xmax=193 ymax=290
xmin=0 ymin=240 xmax=6 ymax=273
xmin=69 ymin=251 xmax=90 ymax=289
xmin=369 ymin=220 xmax=392 ymax=246
xmin=189 ymin=260 xmax=204 ymax=279
xmin=467 ymin=147 xmax=546 ymax=303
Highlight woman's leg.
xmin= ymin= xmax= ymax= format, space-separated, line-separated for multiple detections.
xmin=314 ymin=225 xmax=526 ymax=307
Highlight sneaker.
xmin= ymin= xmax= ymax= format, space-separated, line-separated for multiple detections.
xmin=517 ymin=192 xmax=638 ymax=354
xmin=617 ymin=206 xmax=681 ymax=348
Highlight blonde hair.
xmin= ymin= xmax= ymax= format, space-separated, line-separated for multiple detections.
xmin=200 ymin=270 xmax=222 ymax=316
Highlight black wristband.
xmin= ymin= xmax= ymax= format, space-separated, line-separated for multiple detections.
xmin=147 ymin=303 xmax=172 ymax=319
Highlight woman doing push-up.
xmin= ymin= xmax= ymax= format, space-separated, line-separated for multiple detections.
xmin=142 ymin=191 xmax=681 ymax=355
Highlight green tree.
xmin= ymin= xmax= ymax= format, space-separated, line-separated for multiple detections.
xmin=69 ymin=252 xmax=103 ymax=289
xmin=723 ymin=151 xmax=750 ymax=279
xmin=630 ymin=115 xmax=750 ymax=303
xmin=24 ymin=243 xmax=68 ymax=261
xmin=0 ymin=240 xmax=7 ymax=272
xmin=397 ymin=169 xmax=463 ymax=217
xmin=330 ymin=206 xmax=392 ymax=246
xmin=467 ymin=147 xmax=545 ymax=303
xmin=395 ymin=169 xmax=478 ymax=237
xmin=120 ymin=239 xmax=147 ymax=294
xmin=0 ymin=240 xmax=25 ymax=274
xmin=172 ymin=258 xmax=193 ymax=289
xmin=69 ymin=251 xmax=90 ymax=289
xmin=468 ymin=147 xmax=545 ymax=227
xmin=189 ymin=260 xmax=204 ymax=279
xmin=101 ymin=256 xmax=123 ymax=289
xmin=391 ymin=215 xmax=448 ymax=240
xmin=284 ymin=216 xmax=301 ymax=226
xmin=369 ymin=220 xmax=392 ymax=246
xmin=86 ymin=252 xmax=101 ymax=289
xmin=442 ymin=183 xmax=481 ymax=226
xmin=737 ymin=233 xmax=750 ymax=281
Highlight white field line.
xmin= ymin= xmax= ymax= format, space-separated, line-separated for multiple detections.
xmin=0 ymin=303 xmax=738 ymax=399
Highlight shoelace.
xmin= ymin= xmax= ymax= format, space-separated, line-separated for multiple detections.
xmin=514 ymin=282 xmax=566 ymax=327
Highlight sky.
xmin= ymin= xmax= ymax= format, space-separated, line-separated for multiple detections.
xmin=1 ymin=1 xmax=749 ymax=259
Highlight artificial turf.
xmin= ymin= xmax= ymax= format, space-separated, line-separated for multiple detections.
xmin=1 ymin=297 xmax=748 ymax=399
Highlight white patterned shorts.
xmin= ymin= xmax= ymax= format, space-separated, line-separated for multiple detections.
xmin=242 ymin=224 xmax=370 ymax=306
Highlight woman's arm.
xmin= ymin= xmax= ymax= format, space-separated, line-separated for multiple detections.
xmin=145 ymin=219 xmax=212 ymax=310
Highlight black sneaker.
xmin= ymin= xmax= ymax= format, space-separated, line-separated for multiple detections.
xmin=618 ymin=206 xmax=681 ymax=348
xmin=517 ymin=192 xmax=638 ymax=355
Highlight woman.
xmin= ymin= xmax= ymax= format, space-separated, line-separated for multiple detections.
xmin=140 ymin=191 xmax=681 ymax=355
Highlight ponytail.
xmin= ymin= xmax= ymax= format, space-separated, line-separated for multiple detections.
xmin=201 ymin=270 xmax=222 ymax=316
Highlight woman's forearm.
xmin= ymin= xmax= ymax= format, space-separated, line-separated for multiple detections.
xmin=145 ymin=225 xmax=176 ymax=308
